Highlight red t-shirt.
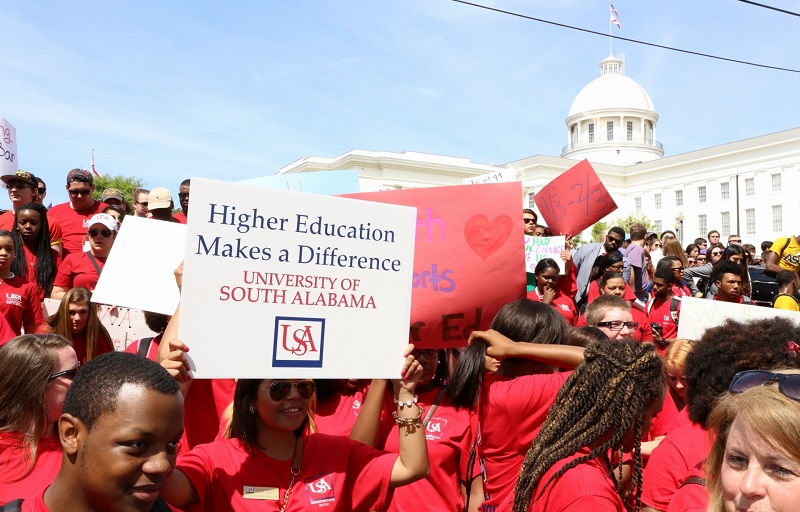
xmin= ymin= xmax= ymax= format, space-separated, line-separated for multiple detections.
xmin=504 ymin=446 xmax=624 ymax=512
xmin=527 ymin=288 xmax=578 ymax=326
xmin=647 ymin=296 xmax=681 ymax=340
xmin=123 ymin=334 xmax=163 ymax=361
xmin=0 ymin=211 xmax=63 ymax=249
xmin=181 ymin=378 xmax=237 ymax=453
xmin=557 ymin=264 xmax=578 ymax=300
xmin=0 ymin=275 xmax=44 ymax=335
xmin=52 ymin=251 xmax=105 ymax=292
xmin=586 ymin=280 xmax=637 ymax=303
xmin=47 ymin=201 xmax=108 ymax=258
xmin=379 ymin=387 xmax=478 ymax=512
xmin=34 ymin=325 xmax=112 ymax=365
xmin=176 ymin=434 xmax=397 ymax=512
xmin=666 ymin=462 xmax=708 ymax=512
xmin=0 ymin=432 xmax=62 ymax=505
xmin=641 ymin=419 xmax=710 ymax=510
xmin=314 ymin=385 xmax=369 ymax=437
xmin=648 ymin=392 xmax=679 ymax=440
xmin=19 ymin=245 xmax=61 ymax=302
xmin=478 ymin=371 xmax=570 ymax=511
xmin=173 ymin=211 xmax=188 ymax=224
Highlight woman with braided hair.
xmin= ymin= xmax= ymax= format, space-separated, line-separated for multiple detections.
xmin=10 ymin=202 xmax=59 ymax=301
xmin=508 ymin=339 xmax=666 ymax=512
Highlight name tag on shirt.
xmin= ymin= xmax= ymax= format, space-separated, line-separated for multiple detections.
xmin=243 ymin=486 xmax=279 ymax=500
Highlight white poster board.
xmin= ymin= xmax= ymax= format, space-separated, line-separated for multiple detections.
xmin=91 ymin=216 xmax=185 ymax=315
xmin=462 ymin=169 xmax=517 ymax=185
xmin=676 ymin=297 xmax=800 ymax=340
xmin=0 ymin=117 xmax=18 ymax=176
xmin=43 ymin=299 xmax=158 ymax=351
xmin=180 ymin=178 xmax=417 ymax=378
xmin=524 ymin=236 xmax=566 ymax=275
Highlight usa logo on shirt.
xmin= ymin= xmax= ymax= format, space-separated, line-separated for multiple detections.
xmin=5 ymin=293 xmax=21 ymax=307
xmin=272 ymin=316 xmax=325 ymax=368
xmin=425 ymin=417 xmax=448 ymax=440
xmin=304 ymin=472 xmax=336 ymax=504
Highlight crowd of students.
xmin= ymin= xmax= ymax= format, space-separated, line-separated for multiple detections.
xmin=0 ymin=188 xmax=798 ymax=511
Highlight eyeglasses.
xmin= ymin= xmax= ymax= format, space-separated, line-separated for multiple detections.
xmin=49 ymin=363 xmax=80 ymax=382
xmin=37 ymin=187 xmax=46 ymax=194
xmin=697 ymin=257 xmax=706 ymax=262
xmin=88 ymin=228 xmax=113 ymax=238
xmin=596 ymin=321 xmax=639 ymax=331
xmin=728 ymin=370 xmax=800 ymax=402
xmin=68 ymin=189 xmax=92 ymax=197
xmin=672 ymin=266 xmax=684 ymax=272
xmin=260 ymin=380 xmax=316 ymax=401
xmin=652 ymin=243 xmax=662 ymax=248
xmin=7 ymin=181 xmax=31 ymax=190
xmin=608 ymin=264 xmax=625 ymax=272
xmin=413 ymin=349 xmax=439 ymax=361
xmin=606 ymin=236 xmax=623 ymax=244
xmin=711 ymin=251 xmax=723 ymax=256
xmin=135 ymin=201 xmax=148 ymax=208
xmin=523 ymin=218 xmax=535 ymax=224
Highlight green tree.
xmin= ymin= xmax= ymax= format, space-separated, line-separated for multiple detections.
xmin=92 ymin=174 xmax=147 ymax=206
xmin=612 ymin=212 xmax=655 ymax=235
xmin=591 ymin=221 xmax=609 ymax=243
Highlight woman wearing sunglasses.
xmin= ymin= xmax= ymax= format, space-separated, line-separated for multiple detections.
xmin=50 ymin=213 xmax=117 ymax=300
xmin=706 ymin=369 xmax=800 ymax=512
xmin=159 ymin=337 xmax=430 ymax=511
xmin=0 ymin=334 xmax=78 ymax=504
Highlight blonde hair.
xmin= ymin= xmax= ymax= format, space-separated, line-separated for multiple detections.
xmin=585 ymin=295 xmax=629 ymax=327
xmin=662 ymin=239 xmax=688 ymax=267
xmin=663 ymin=339 xmax=693 ymax=375
xmin=706 ymin=379 xmax=800 ymax=512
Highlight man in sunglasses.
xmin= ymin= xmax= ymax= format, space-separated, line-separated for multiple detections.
xmin=522 ymin=208 xmax=537 ymax=236
xmin=132 ymin=188 xmax=150 ymax=218
xmin=48 ymin=169 xmax=109 ymax=258
xmin=173 ymin=179 xmax=190 ymax=225
xmin=51 ymin=214 xmax=118 ymax=299
xmin=0 ymin=170 xmax=64 ymax=254
xmin=573 ymin=225 xmax=629 ymax=307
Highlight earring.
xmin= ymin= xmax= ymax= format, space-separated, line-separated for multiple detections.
xmin=249 ymin=405 xmax=255 ymax=414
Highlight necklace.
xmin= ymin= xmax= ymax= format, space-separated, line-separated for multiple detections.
xmin=279 ymin=436 xmax=303 ymax=512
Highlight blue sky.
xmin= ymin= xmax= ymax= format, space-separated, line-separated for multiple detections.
xmin=2 ymin=0 xmax=799 ymax=206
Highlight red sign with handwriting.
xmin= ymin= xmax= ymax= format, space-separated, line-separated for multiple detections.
xmin=343 ymin=182 xmax=526 ymax=348
xmin=534 ymin=159 xmax=618 ymax=236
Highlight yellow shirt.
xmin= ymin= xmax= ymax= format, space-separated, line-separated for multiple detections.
xmin=774 ymin=294 xmax=800 ymax=311
xmin=770 ymin=236 xmax=800 ymax=273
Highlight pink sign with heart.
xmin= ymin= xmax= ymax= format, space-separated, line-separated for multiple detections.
xmin=343 ymin=182 xmax=526 ymax=348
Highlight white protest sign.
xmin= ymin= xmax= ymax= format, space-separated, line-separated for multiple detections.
xmin=676 ymin=296 xmax=800 ymax=340
xmin=524 ymin=236 xmax=566 ymax=275
xmin=92 ymin=216 xmax=185 ymax=315
xmin=0 ymin=118 xmax=18 ymax=176
xmin=180 ymin=178 xmax=417 ymax=379
xmin=43 ymin=299 xmax=158 ymax=351
xmin=462 ymin=169 xmax=517 ymax=185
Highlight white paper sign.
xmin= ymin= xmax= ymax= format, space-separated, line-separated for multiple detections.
xmin=91 ymin=216 xmax=185 ymax=315
xmin=43 ymin=299 xmax=158 ymax=351
xmin=180 ymin=178 xmax=417 ymax=379
xmin=0 ymin=117 xmax=18 ymax=176
xmin=462 ymin=169 xmax=517 ymax=185
xmin=525 ymin=236 xmax=566 ymax=275
xmin=676 ymin=297 xmax=800 ymax=340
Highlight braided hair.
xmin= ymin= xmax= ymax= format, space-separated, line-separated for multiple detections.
xmin=10 ymin=203 xmax=55 ymax=297
xmin=512 ymin=339 xmax=665 ymax=512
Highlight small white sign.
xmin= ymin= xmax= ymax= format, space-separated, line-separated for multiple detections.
xmin=91 ymin=216 xmax=185 ymax=315
xmin=0 ymin=117 xmax=18 ymax=177
xmin=676 ymin=296 xmax=800 ymax=340
xmin=180 ymin=178 xmax=417 ymax=379
xmin=525 ymin=236 xmax=566 ymax=275
xmin=462 ymin=169 xmax=516 ymax=185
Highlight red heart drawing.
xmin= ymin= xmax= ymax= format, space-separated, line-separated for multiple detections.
xmin=464 ymin=214 xmax=513 ymax=260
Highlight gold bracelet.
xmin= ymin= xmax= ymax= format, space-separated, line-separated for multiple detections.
xmin=392 ymin=405 xmax=425 ymax=436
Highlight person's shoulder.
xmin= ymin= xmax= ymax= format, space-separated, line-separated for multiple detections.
xmin=47 ymin=202 xmax=71 ymax=214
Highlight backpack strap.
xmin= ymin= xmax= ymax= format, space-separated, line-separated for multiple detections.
xmin=679 ymin=475 xmax=707 ymax=488
xmin=137 ymin=337 xmax=155 ymax=358
xmin=0 ymin=499 xmax=24 ymax=512
xmin=85 ymin=251 xmax=103 ymax=276
xmin=670 ymin=297 xmax=681 ymax=325
xmin=781 ymin=236 xmax=792 ymax=257
xmin=150 ymin=497 xmax=173 ymax=512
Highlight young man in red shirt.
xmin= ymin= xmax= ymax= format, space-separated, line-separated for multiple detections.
xmin=47 ymin=169 xmax=108 ymax=258
xmin=647 ymin=267 xmax=681 ymax=346
xmin=0 ymin=170 xmax=63 ymax=254
xmin=173 ymin=179 xmax=190 ymax=224
xmin=710 ymin=261 xmax=751 ymax=304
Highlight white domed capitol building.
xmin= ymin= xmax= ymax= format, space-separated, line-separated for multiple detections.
xmin=278 ymin=54 xmax=798 ymax=244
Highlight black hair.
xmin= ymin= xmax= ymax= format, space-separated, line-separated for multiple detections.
xmin=180 ymin=179 xmax=191 ymax=187
xmin=776 ymin=270 xmax=798 ymax=288
xmin=598 ymin=271 xmax=624 ymax=289
xmin=447 ymin=299 xmax=569 ymax=409
xmin=564 ymin=326 xmax=607 ymax=348
xmin=694 ymin=238 xmax=707 ymax=246
xmin=685 ymin=243 xmax=698 ymax=255
xmin=654 ymin=266 xmax=676 ymax=284
xmin=684 ymin=317 xmax=800 ymax=426
xmin=229 ymin=379 xmax=310 ymax=450
xmin=143 ymin=311 xmax=170 ymax=334
xmin=710 ymin=261 xmax=744 ymax=286
xmin=589 ymin=250 xmax=624 ymax=283
xmin=761 ymin=240 xmax=773 ymax=252
xmin=534 ymin=258 xmax=560 ymax=275
xmin=62 ymin=351 xmax=180 ymax=431
xmin=9 ymin=203 xmax=56 ymax=297
xmin=608 ymin=227 xmax=625 ymax=239
xmin=655 ymin=256 xmax=680 ymax=272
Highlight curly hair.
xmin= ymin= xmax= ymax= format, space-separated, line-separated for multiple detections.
xmin=9 ymin=203 xmax=56 ymax=297
xmin=447 ymin=299 xmax=569 ymax=409
xmin=684 ymin=317 xmax=800 ymax=426
xmin=512 ymin=340 xmax=665 ymax=512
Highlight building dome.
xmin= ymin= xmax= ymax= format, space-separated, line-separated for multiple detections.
xmin=561 ymin=54 xmax=664 ymax=165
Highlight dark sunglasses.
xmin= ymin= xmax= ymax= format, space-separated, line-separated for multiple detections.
xmin=178 ymin=193 xmax=189 ymax=199
xmin=37 ymin=187 xmax=46 ymax=194
xmin=135 ymin=201 xmax=149 ymax=207
xmin=261 ymin=380 xmax=315 ymax=401
xmin=711 ymin=251 xmax=723 ymax=256
xmin=68 ymin=189 xmax=92 ymax=197
xmin=89 ymin=228 xmax=113 ymax=238
xmin=729 ymin=370 xmax=800 ymax=402
xmin=596 ymin=321 xmax=639 ymax=331
xmin=49 ymin=363 xmax=80 ymax=382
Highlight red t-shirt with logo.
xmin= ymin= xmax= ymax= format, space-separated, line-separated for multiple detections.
xmin=478 ymin=371 xmax=570 ymax=511
xmin=0 ymin=211 xmax=63 ymax=249
xmin=314 ymin=385 xmax=370 ymax=437
xmin=52 ymin=252 xmax=105 ymax=292
xmin=0 ymin=432 xmax=62 ymax=506
xmin=527 ymin=289 xmax=578 ymax=326
xmin=176 ymin=434 xmax=397 ymax=512
xmin=379 ymin=387 xmax=479 ymax=512
xmin=0 ymin=275 xmax=44 ymax=335
xmin=647 ymin=296 xmax=681 ymax=340
xmin=47 ymin=201 xmax=108 ymax=258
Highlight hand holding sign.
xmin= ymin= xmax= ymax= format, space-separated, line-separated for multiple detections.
xmin=534 ymin=160 xmax=617 ymax=235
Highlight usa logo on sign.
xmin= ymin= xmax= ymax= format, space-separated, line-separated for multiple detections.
xmin=304 ymin=472 xmax=336 ymax=504
xmin=272 ymin=316 xmax=325 ymax=368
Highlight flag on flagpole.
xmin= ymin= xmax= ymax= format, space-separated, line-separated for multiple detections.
xmin=610 ymin=3 xmax=621 ymax=29
xmin=91 ymin=147 xmax=101 ymax=177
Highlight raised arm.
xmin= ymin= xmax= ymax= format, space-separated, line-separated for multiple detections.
xmin=468 ymin=329 xmax=585 ymax=369
xmin=389 ymin=345 xmax=430 ymax=487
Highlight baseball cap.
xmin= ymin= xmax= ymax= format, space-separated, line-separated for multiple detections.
xmin=101 ymin=188 xmax=124 ymax=203
xmin=148 ymin=187 xmax=173 ymax=209
xmin=1 ymin=170 xmax=38 ymax=189
xmin=67 ymin=168 xmax=94 ymax=185
xmin=87 ymin=213 xmax=118 ymax=232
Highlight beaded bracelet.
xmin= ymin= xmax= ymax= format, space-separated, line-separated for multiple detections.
xmin=392 ymin=405 xmax=425 ymax=436
xmin=393 ymin=394 xmax=418 ymax=409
